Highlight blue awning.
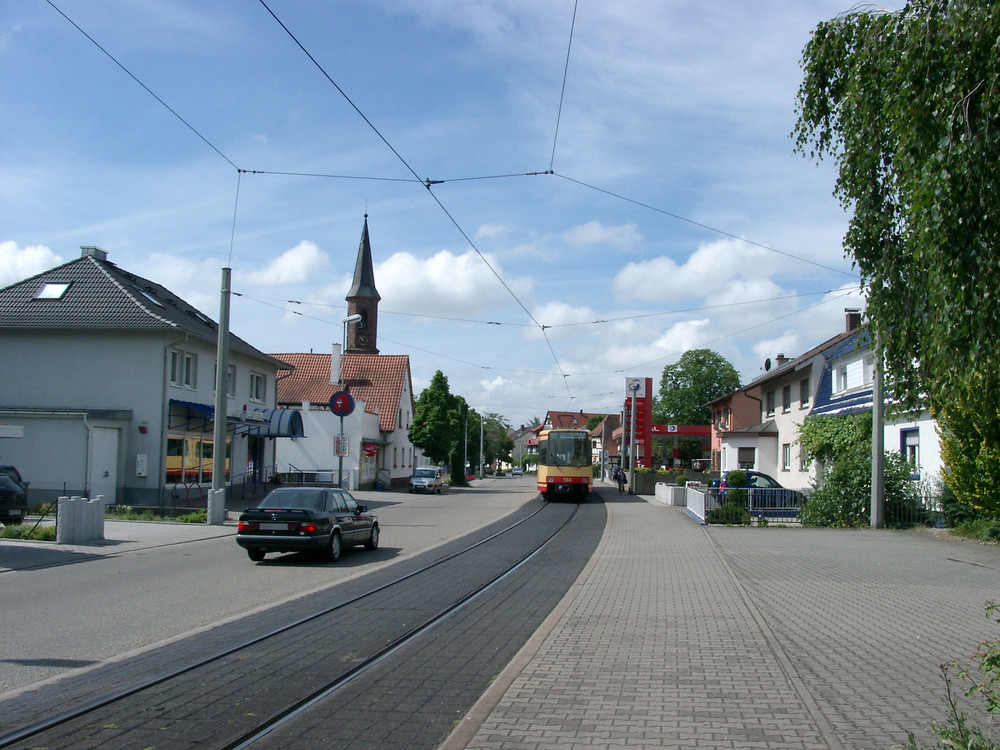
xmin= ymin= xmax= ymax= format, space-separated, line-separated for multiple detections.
xmin=170 ymin=399 xmax=215 ymax=418
xmin=245 ymin=408 xmax=304 ymax=438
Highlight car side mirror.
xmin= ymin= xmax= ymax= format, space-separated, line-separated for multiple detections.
xmin=356 ymin=505 xmax=368 ymax=513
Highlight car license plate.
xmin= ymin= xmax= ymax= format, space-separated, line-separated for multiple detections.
xmin=260 ymin=523 xmax=287 ymax=531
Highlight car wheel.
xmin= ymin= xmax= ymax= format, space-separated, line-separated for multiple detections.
xmin=365 ymin=524 xmax=379 ymax=551
xmin=247 ymin=549 xmax=265 ymax=562
xmin=327 ymin=531 xmax=342 ymax=562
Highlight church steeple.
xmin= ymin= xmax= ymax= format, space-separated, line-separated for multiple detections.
xmin=345 ymin=215 xmax=380 ymax=354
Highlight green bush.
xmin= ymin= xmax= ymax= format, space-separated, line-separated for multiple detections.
xmin=0 ymin=524 xmax=56 ymax=541
xmin=726 ymin=470 xmax=747 ymax=488
xmin=800 ymin=452 xmax=919 ymax=528
xmin=706 ymin=502 xmax=750 ymax=525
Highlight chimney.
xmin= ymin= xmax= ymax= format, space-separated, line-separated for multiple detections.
xmin=845 ymin=308 xmax=862 ymax=332
xmin=776 ymin=353 xmax=789 ymax=366
xmin=80 ymin=245 xmax=108 ymax=261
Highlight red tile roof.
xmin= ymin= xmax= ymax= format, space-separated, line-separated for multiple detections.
xmin=273 ymin=352 xmax=412 ymax=433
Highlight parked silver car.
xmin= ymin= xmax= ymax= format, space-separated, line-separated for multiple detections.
xmin=409 ymin=467 xmax=443 ymax=494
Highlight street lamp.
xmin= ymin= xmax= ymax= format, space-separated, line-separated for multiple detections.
xmin=338 ymin=314 xmax=363 ymax=488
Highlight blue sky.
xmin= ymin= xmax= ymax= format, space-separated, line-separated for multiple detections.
xmin=1 ymin=0 xmax=897 ymax=427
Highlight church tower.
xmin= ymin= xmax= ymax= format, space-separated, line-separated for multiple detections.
xmin=345 ymin=215 xmax=380 ymax=354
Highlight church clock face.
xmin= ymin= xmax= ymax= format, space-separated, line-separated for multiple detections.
xmin=358 ymin=334 xmax=369 ymax=347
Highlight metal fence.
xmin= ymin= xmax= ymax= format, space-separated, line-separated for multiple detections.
xmin=697 ymin=485 xmax=946 ymax=528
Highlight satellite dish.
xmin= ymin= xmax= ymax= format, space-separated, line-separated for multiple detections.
xmin=764 ymin=358 xmax=771 ymax=371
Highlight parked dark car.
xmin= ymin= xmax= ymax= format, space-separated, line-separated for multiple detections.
xmin=0 ymin=465 xmax=24 ymax=487
xmin=716 ymin=470 xmax=804 ymax=514
xmin=236 ymin=487 xmax=378 ymax=562
xmin=0 ymin=474 xmax=28 ymax=526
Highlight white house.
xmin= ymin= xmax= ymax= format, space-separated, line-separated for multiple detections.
xmin=0 ymin=246 xmax=299 ymax=507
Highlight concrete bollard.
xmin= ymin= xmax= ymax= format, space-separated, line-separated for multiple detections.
xmin=206 ymin=488 xmax=226 ymax=525
xmin=56 ymin=496 xmax=79 ymax=544
xmin=87 ymin=496 xmax=105 ymax=541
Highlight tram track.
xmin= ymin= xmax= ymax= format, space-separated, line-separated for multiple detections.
xmin=0 ymin=496 xmax=598 ymax=749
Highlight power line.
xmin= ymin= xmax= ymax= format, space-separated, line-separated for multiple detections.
xmin=554 ymin=172 xmax=860 ymax=278
xmin=550 ymin=0 xmax=580 ymax=171
xmin=45 ymin=0 xmax=239 ymax=171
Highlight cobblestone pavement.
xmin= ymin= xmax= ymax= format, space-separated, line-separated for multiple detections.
xmin=450 ymin=497 xmax=999 ymax=750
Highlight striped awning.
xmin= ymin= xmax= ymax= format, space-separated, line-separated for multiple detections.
xmin=244 ymin=408 xmax=304 ymax=438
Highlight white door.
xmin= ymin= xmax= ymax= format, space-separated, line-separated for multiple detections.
xmin=88 ymin=427 xmax=119 ymax=503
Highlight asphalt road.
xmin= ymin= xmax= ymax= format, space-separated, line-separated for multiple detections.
xmin=0 ymin=478 xmax=537 ymax=696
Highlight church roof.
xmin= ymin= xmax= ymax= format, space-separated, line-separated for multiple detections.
xmin=273 ymin=351 xmax=410 ymax=433
xmin=347 ymin=217 xmax=380 ymax=300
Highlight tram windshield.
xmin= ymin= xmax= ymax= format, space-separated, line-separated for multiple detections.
xmin=540 ymin=433 xmax=591 ymax=467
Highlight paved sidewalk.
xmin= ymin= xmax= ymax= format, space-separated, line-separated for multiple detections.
xmin=445 ymin=497 xmax=1000 ymax=750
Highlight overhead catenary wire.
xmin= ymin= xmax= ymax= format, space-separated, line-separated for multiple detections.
xmin=42 ymin=0 xmax=865 ymax=421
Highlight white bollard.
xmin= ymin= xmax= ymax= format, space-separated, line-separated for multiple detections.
xmin=56 ymin=496 xmax=81 ymax=544
xmin=87 ymin=497 xmax=104 ymax=541
xmin=206 ymin=488 xmax=226 ymax=525
xmin=55 ymin=496 xmax=71 ymax=544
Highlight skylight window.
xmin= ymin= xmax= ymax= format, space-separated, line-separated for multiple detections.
xmin=34 ymin=282 xmax=70 ymax=300
xmin=139 ymin=290 xmax=164 ymax=307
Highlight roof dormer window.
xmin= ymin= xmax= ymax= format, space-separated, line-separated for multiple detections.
xmin=34 ymin=282 xmax=71 ymax=300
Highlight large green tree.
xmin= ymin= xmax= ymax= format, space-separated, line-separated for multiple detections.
xmin=409 ymin=371 xmax=462 ymax=467
xmin=793 ymin=1 xmax=1000 ymax=516
xmin=654 ymin=349 xmax=741 ymax=425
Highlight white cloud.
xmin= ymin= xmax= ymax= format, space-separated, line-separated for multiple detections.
xmin=563 ymin=220 xmax=642 ymax=251
xmin=376 ymin=248 xmax=532 ymax=316
xmin=0 ymin=241 xmax=63 ymax=287
xmin=240 ymin=241 xmax=330 ymax=286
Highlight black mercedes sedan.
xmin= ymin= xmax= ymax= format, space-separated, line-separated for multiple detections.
xmin=236 ymin=486 xmax=379 ymax=562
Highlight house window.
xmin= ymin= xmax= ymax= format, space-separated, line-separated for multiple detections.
xmin=170 ymin=350 xmax=197 ymax=389
xmin=765 ymin=391 xmax=775 ymax=417
xmin=782 ymin=443 xmax=791 ymax=471
xmin=799 ymin=451 xmax=810 ymax=472
xmin=864 ymin=355 xmax=875 ymax=385
xmin=782 ymin=385 xmax=791 ymax=413
xmin=737 ymin=446 xmax=755 ymax=468
xmin=835 ymin=365 xmax=848 ymax=393
xmin=249 ymin=372 xmax=266 ymax=403
xmin=901 ymin=429 xmax=920 ymax=478
xmin=214 ymin=363 xmax=236 ymax=397
xmin=800 ymin=377 xmax=810 ymax=408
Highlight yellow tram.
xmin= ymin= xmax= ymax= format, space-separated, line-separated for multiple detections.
xmin=536 ymin=428 xmax=591 ymax=501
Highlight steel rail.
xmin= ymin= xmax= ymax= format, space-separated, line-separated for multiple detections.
xmin=0 ymin=500 xmax=559 ymax=749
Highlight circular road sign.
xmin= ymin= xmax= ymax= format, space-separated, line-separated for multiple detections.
xmin=329 ymin=391 xmax=355 ymax=417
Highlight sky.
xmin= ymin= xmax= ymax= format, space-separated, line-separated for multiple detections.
xmin=0 ymin=0 xmax=901 ymax=428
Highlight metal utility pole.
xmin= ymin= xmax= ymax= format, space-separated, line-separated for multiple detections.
xmin=208 ymin=267 xmax=231 ymax=525
xmin=628 ymin=382 xmax=638 ymax=493
xmin=871 ymin=332 xmax=885 ymax=528
xmin=479 ymin=413 xmax=485 ymax=479
xmin=338 ymin=314 xmax=362 ymax=488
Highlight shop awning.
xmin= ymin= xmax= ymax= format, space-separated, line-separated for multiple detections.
xmin=169 ymin=400 xmax=303 ymax=437
xmin=245 ymin=408 xmax=304 ymax=438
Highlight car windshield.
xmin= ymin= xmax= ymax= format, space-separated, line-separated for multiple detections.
xmin=258 ymin=489 xmax=325 ymax=511
xmin=414 ymin=469 xmax=436 ymax=478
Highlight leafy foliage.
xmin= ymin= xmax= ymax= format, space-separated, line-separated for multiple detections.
xmin=409 ymin=371 xmax=464 ymax=467
xmin=706 ymin=501 xmax=750 ymax=525
xmin=799 ymin=413 xmax=919 ymax=527
xmin=654 ymin=349 xmax=741 ymax=425
xmin=793 ymin=1 xmax=1000 ymax=516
